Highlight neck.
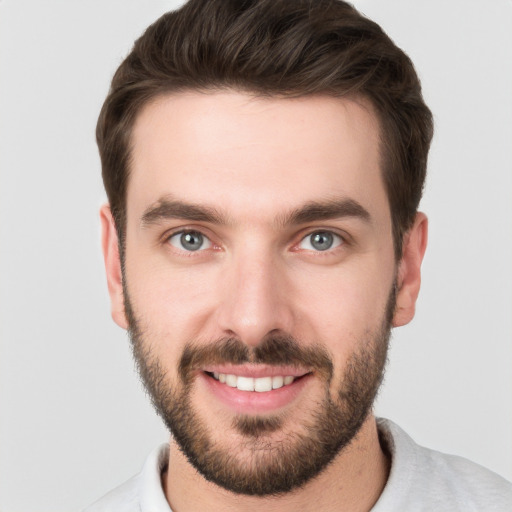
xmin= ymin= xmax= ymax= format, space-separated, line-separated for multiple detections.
xmin=163 ymin=414 xmax=390 ymax=512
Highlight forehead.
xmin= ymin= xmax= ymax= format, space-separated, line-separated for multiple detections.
xmin=127 ymin=90 xmax=388 ymax=226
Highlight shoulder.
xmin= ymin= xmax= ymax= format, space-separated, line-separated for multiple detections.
xmin=83 ymin=443 xmax=170 ymax=512
xmin=374 ymin=418 xmax=512 ymax=512
xmin=83 ymin=474 xmax=141 ymax=512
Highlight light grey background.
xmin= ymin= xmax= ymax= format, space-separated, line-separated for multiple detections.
xmin=1 ymin=1 xmax=511 ymax=511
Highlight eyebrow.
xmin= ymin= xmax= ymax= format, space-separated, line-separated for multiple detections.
xmin=140 ymin=196 xmax=371 ymax=228
xmin=141 ymin=199 xmax=228 ymax=226
xmin=279 ymin=198 xmax=371 ymax=226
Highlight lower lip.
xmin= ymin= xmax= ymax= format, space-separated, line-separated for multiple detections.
xmin=200 ymin=372 xmax=311 ymax=414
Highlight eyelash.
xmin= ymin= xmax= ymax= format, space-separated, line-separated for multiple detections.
xmin=164 ymin=228 xmax=347 ymax=255
xmin=166 ymin=229 xmax=216 ymax=253
xmin=296 ymin=230 xmax=345 ymax=253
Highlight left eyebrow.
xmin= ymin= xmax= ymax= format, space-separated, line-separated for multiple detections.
xmin=277 ymin=198 xmax=372 ymax=227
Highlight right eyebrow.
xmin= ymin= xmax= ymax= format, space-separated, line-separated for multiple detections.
xmin=140 ymin=198 xmax=229 ymax=227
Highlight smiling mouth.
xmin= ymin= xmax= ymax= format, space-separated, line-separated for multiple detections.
xmin=205 ymin=372 xmax=308 ymax=392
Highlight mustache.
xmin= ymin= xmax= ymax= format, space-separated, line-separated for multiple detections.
xmin=179 ymin=334 xmax=333 ymax=383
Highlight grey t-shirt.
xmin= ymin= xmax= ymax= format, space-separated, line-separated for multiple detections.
xmin=84 ymin=418 xmax=512 ymax=511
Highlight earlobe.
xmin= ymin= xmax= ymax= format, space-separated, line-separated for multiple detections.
xmin=392 ymin=212 xmax=428 ymax=328
xmin=100 ymin=204 xmax=129 ymax=329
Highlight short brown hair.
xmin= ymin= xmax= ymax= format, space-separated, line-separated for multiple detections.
xmin=97 ymin=0 xmax=433 ymax=258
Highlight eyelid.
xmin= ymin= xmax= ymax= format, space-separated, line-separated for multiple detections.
xmin=160 ymin=225 xmax=350 ymax=254
xmin=163 ymin=226 xmax=217 ymax=253
xmin=294 ymin=228 xmax=347 ymax=252
xmin=170 ymin=231 xmax=212 ymax=251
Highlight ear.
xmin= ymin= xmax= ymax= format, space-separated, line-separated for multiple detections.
xmin=392 ymin=212 xmax=428 ymax=327
xmin=100 ymin=204 xmax=129 ymax=329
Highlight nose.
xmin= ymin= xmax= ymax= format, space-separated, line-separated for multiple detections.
xmin=215 ymin=248 xmax=294 ymax=347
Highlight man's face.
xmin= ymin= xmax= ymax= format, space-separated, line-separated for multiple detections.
xmin=108 ymin=91 xmax=401 ymax=494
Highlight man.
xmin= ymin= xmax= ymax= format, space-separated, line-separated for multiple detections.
xmin=86 ymin=0 xmax=512 ymax=510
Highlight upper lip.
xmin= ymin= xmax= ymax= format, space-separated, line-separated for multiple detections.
xmin=202 ymin=364 xmax=310 ymax=378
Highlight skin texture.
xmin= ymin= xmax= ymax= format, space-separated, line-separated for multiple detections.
xmin=101 ymin=91 xmax=427 ymax=512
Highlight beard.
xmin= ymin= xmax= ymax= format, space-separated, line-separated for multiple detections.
xmin=124 ymin=285 xmax=394 ymax=496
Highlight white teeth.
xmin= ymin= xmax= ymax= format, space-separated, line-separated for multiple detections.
xmin=237 ymin=376 xmax=255 ymax=391
xmin=255 ymin=376 xmax=272 ymax=392
xmin=212 ymin=372 xmax=297 ymax=392
xmin=225 ymin=374 xmax=237 ymax=387
xmin=272 ymin=375 xmax=284 ymax=389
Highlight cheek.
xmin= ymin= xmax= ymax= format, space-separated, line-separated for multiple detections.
xmin=291 ymin=262 xmax=393 ymax=357
xmin=125 ymin=252 xmax=220 ymax=342
xmin=298 ymin=262 xmax=391 ymax=315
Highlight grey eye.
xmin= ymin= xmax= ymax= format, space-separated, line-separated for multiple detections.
xmin=168 ymin=230 xmax=212 ymax=251
xmin=299 ymin=231 xmax=342 ymax=251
